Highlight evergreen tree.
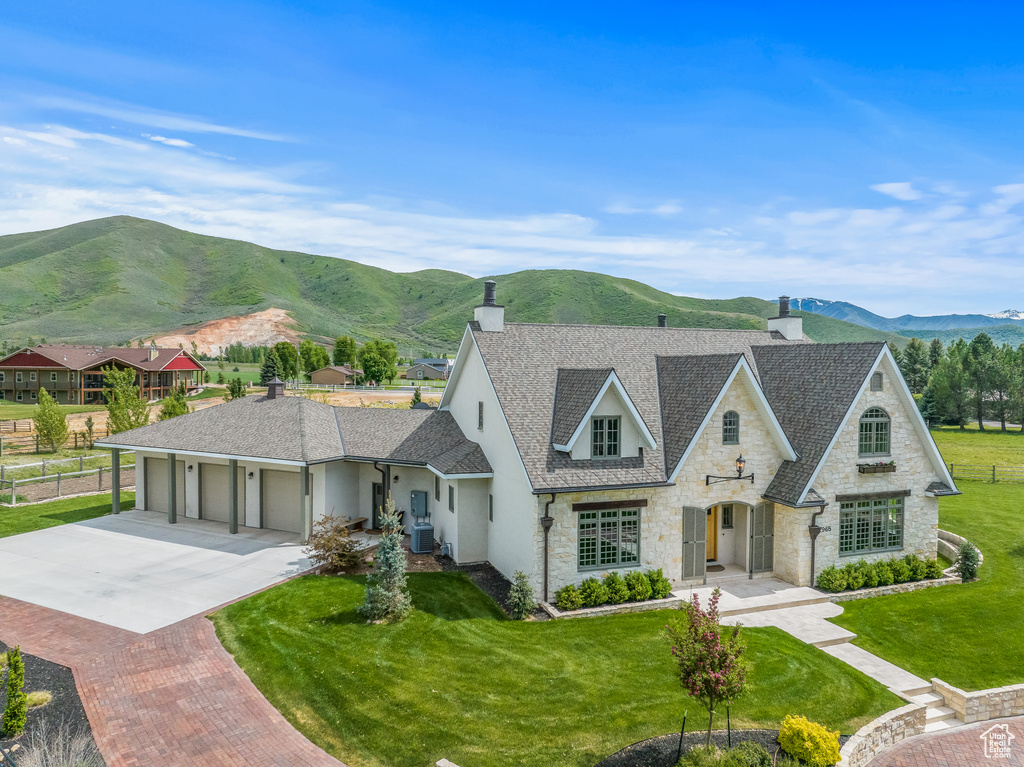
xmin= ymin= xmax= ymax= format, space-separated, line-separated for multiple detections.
xmin=359 ymin=493 xmax=412 ymax=623
xmin=901 ymin=338 xmax=929 ymax=393
xmin=103 ymin=366 xmax=151 ymax=434
xmin=34 ymin=387 xmax=69 ymax=452
xmin=260 ymin=347 xmax=284 ymax=384
xmin=929 ymin=338 xmax=945 ymax=371
xmin=967 ymin=333 xmax=998 ymax=430
xmin=888 ymin=341 xmax=904 ymax=369
xmin=227 ymin=377 xmax=246 ymax=400
xmin=158 ymin=383 xmax=193 ymax=420
xmin=918 ymin=385 xmax=939 ymax=426
xmin=410 ymin=386 xmax=422 ymax=407
xmin=931 ymin=340 xmax=971 ymax=430
xmin=1 ymin=645 xmax=27 ymax=738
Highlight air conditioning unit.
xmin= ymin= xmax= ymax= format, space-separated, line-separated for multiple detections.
xmin=409 ymin=490 xmax=433 ymax=554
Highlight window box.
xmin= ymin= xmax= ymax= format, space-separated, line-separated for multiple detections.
xmin=858 ymin=462 xmax=896 ymax=474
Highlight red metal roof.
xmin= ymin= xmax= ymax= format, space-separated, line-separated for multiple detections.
xmin=162 ymin=354 xmax=204 ymax=371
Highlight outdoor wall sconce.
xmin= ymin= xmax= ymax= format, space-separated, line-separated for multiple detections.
xmin=705 ymin=454 xmax=755 ymax=486
xmin=393 ymin=475 xmax=400 ymax=483
xmin=187 ymin=464 xmax=194 ymax=472
xmin=248 ymin=472 xmax=254 ymax=479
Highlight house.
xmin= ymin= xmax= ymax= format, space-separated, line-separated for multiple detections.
xmin=310 ymin=365 xmax=361 ymax=386
xmin=414 ymin=358 xmax=453 ymax=376
xmin=97 ymin=284 xmax=958 ymax=602
xmin=403 ymin=363 xmax=447 ymax=381
xmin=0 ymin=344 xmax=205 ymax=405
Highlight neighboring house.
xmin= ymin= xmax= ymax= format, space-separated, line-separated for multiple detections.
xmin=414 ymin=358 xmax=453 ymax=376
xmin=97 ymin=285 xmax=958 ymax=602
xmin=403 ymin=363 xmax=447 ymax=381
xmin=310 ymin=365 xmax=361 ymax=386
xmin=0 ymin=344 xmax=205 ymax=405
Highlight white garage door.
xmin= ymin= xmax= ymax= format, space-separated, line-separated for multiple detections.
xmin=262 ymin=470 xmax=303 ymax=534
xmin=199 ymin=464 xmax=246 ymax=524
xmin=145 ymin=457 xmax=185 ymax=516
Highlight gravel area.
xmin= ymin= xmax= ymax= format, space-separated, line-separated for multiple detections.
xmin=0 ymin=640 xmax=102 ymax=761
xmin=596 ymin=728 xmax=850 ymax=767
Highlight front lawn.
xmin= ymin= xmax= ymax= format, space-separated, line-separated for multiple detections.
xmin=0 ymin=491 xmax=134 ymax=539
xmin=213 ymin=572 xmax=900 ymax=767
xmin=831 ymin=480 xmax=1024 ymax=690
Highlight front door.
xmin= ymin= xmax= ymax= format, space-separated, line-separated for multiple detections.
xmin=706 ymin=507 xmax=718 ymax=561
xmin=372 ymin=482 xmax=383 ymax=528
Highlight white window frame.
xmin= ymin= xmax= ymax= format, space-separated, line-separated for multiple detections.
xmin=29 ymin=371 xmax=36 ymax=382
xmin=16 ymin=372 xmax=22 ymax=383
xmin=50 ymin=372 xmax=57 ymax=382
xmin=16 ymin=392 xmax=23 ymax=401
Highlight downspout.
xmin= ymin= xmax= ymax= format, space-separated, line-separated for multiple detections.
xmin=808 ymin=509 xmax=825 ymax=588
xmin=541 ymin=493 xmax=556 ymax=603
xmin=373 ymin=461 xmax=390 ymax=525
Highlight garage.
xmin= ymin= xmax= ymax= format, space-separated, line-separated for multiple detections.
xmin=199 ymin=463 xmax=246 ymax=524
xmin=144 ymin=456 xmax=185 ymax=517
xmin=261 ymin=469 xmax=303 ymax=534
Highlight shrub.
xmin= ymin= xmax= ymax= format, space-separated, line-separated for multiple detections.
xmin=554 ymin=583 xmax=583 ymax=611
xmin=604 ymin=571 xmax=631 ymax=604
xmin=724 ymin=741 xmax=771 ymax=767
xmin=910 ymin=555 xmax=929 ymax=581
xmin=860 ymin=561 xmax=880 ymax=588
xmin=842 ymin=562 xmax=865 ymax=590
xmin=232 ymin=366 xmax=240 ymax=372
xmin=25 ymin=690 xmax=52 ymax=708
xmin=647 ymin=568 xmax=673 ymax=599
xmin=815 ymin=565 xmax=846 ymax=593
xmin=679 ymin=745 xmax=720 ymax=767
xmin=875 ymin=559 xmax=895 ymax=586
xmin=925 ymin=558 xmax=945 ymax=579
xmin=578 ymin=577 xmax=609 ymax=607
xmin=778 ymin=714 xmax=841 ymax=767
xmin=890 ymin=559 xmax=912 ymax=583
xmin=304 ymin=515 xmax=362 ymax=574
xmin=625 ymin=570 xmax=653 ymax=602
xmin=2 ymin=645 xmax=27 ymax=737
xmin=507 ymin=571 xmax=536 ymax=619
xmin=19 ymin=719 xmax=104 ymax=767
xmin=954 ymin=540 xmax=980 ymax=583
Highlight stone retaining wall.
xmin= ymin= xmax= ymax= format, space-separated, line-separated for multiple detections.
xmin=937 ymin=529 xmax=984 ymax=568
xmin=933 ymin=679 xmax=1024 ymax=724
xmin=540 ymin=595 xmax=683 ymax=619
xmin=827 ymin=573 xmax=959 ymax=602
xmin=838 ymin=702 xmax=927 ymax=767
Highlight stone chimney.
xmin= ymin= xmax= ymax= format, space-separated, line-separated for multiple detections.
xmin=767 ymin=295 xmax=804 ymax=340
xmin=266 ymin=377 xmax=285 ymax=399
xmin=657 ymin=313 xmax=667 ymax=328
xmin=473 ymin=279 xmax=505 ymax=332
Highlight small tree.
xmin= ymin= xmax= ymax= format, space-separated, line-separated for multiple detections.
xmin=304 ymin=514 xmax=363 ymax=573
xmin=158 ymin=383 xmax=193 ymax=420
xmin=84 ymin=415 xmax=95 ymax=448
xmin=227 ymin=377 xmax=246 ymax=400
xmin=34 ymin=387 xmax=69 ymax=452
xmin=273 ymin=341 xmax=299 ymax=380
xmin=410 ymin=387 xmax=422 ymax=408
xmin=260 ymin=347 xmax=284 ymax=385
xmin=359 ymin=493 xmax=412 ymax=623
xmin=2 ymin=645 xmax=27 ymax=738
xmin=954 ymin=540 xmax=980 ymax=583
xmin=103 ymin=366 xmax=150 ymax=434
xmin=666 ymin=589 xmax=746 ymax=746
xmin=507 ymin=571 xmax=536 ymax=620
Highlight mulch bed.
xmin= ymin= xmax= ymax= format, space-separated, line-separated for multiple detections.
xmin=0 ymin=640 xmax=102 ymax=761
xmin=596 ymin=728 xmax=850 ymax=767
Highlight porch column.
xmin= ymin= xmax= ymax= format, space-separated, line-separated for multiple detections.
xmin=111 ymin=449 xmax=121 ymax=514
xmin=167 ymin=452 xmax=177 ymax=524
xmin=229 ymin=459 xmax=239 ymax=534
xmin=301 ymin=465 xmax=312 ymax=541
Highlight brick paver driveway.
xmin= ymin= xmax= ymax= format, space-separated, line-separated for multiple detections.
xmin=868 ymin=717 xmax=1024 ymax=766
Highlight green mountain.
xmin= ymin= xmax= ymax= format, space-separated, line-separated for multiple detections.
xmin=0 ymin=216 xmax=902 ymax=354
xmin=900 ymin=325 xmax=1024 ymax=347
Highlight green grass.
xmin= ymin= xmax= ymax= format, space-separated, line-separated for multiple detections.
xmin=831 ymin=481 xmax=1024 ymax=690
xmin=931 ymin=425 xmax=1024 ymax=466
xmin=213 ymin=572 xmax=900 ymax=767
xmin=0 ymin=491 xmax=134 ymax=538
xmin=0 ymin=216 xmax=899 ymax=354
xmin=0 ymin=401 xmax=105 ymax=420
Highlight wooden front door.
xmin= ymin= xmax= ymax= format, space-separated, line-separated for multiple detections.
xmin=706 ymin=507 xmax=718 ymax=561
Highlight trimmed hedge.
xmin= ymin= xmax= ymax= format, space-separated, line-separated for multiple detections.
xmin=554 ymin=569 xmax=675 ymax=611
xmin=816 ymin=554 xmax=946 ymax=594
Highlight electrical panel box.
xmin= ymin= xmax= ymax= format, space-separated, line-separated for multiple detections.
xmin=410 ymin=490 xmax=428 ymax=519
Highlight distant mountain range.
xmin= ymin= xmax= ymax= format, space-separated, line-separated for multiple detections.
xmin=0 ymin=216 xmax=900 ymax=355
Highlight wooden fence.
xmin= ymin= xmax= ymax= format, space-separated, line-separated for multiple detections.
xmin=1 ymin=454 xmax=135 ymax=506
xmin=0 ymin=428 xmax=110 ymax=456
xmin=948 ymin=464 xmax=1024 ymax=483
xmin=0 ymin=419 xmax=33 ymax=432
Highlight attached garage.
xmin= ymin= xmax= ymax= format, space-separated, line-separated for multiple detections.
xmin=144 ymin=456 xmax=185 ymax=517
xmin=199 ymin=463 xmax=247 ymax=524
xmin=261 ymin=469 xmax=303 ymax=534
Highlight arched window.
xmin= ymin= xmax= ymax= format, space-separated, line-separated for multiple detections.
xmin=859 ymin=407 xmax=890 ymax=456
xmin=723 ymin=410 xmax=739 ymax=444
xmin=870 ymin=371 xmax=883 ymax=391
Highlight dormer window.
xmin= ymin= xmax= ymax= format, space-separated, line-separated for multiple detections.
xmin=723 ymin=411 xmax=739 ymax=444
xmin=592 ymin=417 xmax=620 ymax=458
xmin=870 ymin=372 xmax=883 ymax=392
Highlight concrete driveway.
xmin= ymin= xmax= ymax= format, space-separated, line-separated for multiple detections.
xmin=0 ymin=510 xmax=313 ymax=633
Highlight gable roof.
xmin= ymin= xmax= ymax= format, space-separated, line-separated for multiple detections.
xmin=466 ymin=322 xmax=805 ymax=493
xmin=0 ymin=345 xmax=205 ymax=372
xmin=550 ymin=369 xmax=655 ymax=453
xmin=753 ymin=342 xmax=886 ymax=506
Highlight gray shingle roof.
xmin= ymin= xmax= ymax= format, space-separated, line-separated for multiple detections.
xmin=550 ymin=368 xmax=613 ymax=446
xmin=98 ymin=396 xmax=490 ymax=474
xmin=657 ymin=354 xmax=743 ymax=475
xmin=472 ymin=323 xmax=805 ymax=493
xmin=753 ymin=342 xmax=885 ymax=506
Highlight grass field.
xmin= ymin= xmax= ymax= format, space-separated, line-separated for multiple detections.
xmin=931 ymin=425 xmax=1024 ymax=466
xmin=0 ymin=401 xmax=104 ymax=421
xmin=213 ymin=572 xmax=900 ymax=767
xmin=0 ymin=491 xmax=134 ymax=539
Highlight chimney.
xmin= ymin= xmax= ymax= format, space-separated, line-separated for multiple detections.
xmin=657 ymin=313 xmax=667 ymax=328
xmin=473 ymin=279 xmax=505 ymax=332
xmin=266 ymin=377 xmax=285 ymax=399
xmin=767 ymin=294 xmax=803 ymax=340
xmin=148 ymin=341 xmax=158 ymax=361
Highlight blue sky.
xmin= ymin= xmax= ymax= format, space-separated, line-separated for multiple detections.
xmin=3 ymin=2 xmax=1024 ymax=315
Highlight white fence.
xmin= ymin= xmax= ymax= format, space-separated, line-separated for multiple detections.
xmin=287 ymin=382 xmax=445 ymax=393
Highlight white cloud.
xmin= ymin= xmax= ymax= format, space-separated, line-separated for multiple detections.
xmin=870 ymin=182 xmax=922 ymax=201
xmin=146 ymin=135 xmax=195 ymax=148
xmin=605 ymin=200 xmax=683 ymax=216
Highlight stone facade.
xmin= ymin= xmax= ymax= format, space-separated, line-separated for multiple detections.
xmin=933 ymin=679 xmax=1024 ymax=724
xmin=838 ymin=702 xmax=927 ymax=767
